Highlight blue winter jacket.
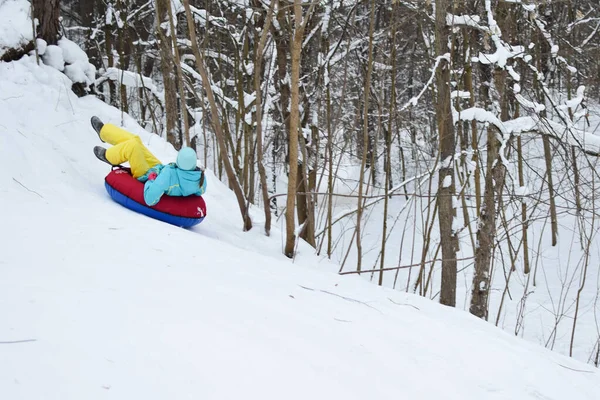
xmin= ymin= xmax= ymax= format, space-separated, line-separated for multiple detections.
xmin=138 ymin=163 xmax=207 ymax=206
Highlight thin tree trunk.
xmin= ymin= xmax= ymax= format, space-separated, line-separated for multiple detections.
xmin=182 ymin=0 xmax=252 ymax=231
xmin=470 ymin=124 xmax=499 ymax=319
xmin=166 ymin=2 xmax=189 ymax=148
xmin=534 ymin=10 xmax=558 ymax=246
xmin=326 ymin=82 xmax=334 ymax=258
xmin=103 ymin=9 xmax=117 ymax=107
xmin=542 ymin=135 xmax=558 ymax=246
xmin=116 ymin=0 xmax=129 ymax=114
xmin=284 ymin=0 xmax=305 ymax=257
xmin=156 ymin=0 xmax=178 ymax=145
xmin=470 ymin=63 xmax=508 ymax=319
xmin=254 ymin=0 xmax=277 ymax=236
xmin=355 ymin=0 xmax=376 ymax=273
xmin=298 ymin=132 xmax=317 ymax=247
xmin=566 ymin=70 xmax=583 ymax=215
xmin=435 ymin=0 xmax=457 ymax=307
xmin=380 ymin=1 xmax=398 ymax=286
xmin=517 ymin=134 xmax=531 ymax=274
xmin=463 ymin=11 xmax=481 ymax=216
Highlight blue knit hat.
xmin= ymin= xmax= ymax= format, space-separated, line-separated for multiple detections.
xmin=176 ymin=147 xmax=197 ymax=170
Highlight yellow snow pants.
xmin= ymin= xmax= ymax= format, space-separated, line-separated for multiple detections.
xmin=100 ymin=124 xmax=162 ymax=178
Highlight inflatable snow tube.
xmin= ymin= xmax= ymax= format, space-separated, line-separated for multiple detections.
xmin=104 ymin=168 xmax=206 ymax=228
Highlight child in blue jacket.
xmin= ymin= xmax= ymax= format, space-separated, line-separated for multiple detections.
xmin=91 ymin=116 xmax=206 ymax=206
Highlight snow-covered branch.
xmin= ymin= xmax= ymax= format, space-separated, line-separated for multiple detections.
xmin=399 ymin=54 xmax=450 ymax=111
xmin=446 ymin=13 xmax=488 ymax=31
xmin=96 ymin=67 xmax=163 ymax=102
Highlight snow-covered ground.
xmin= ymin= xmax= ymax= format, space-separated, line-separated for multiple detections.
xmin=0 ymin=0 xmax=32 ymax=58
xmin=2 ymin=48 xmax=600 ymax=399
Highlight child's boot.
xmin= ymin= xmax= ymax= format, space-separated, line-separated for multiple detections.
xmin=91 ymin=116 xmax=105 ymax=142
xmin=94 ymin=146 xmax=113 ymax=165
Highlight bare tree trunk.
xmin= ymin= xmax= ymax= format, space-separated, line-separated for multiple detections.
xmin=103 ymin=12 xmax=117 ymax=107
xmin=166 ymin=0 xmax=189 ymax=148
xmin=355 ymin=0 xmax=377 ymax=272
xmin=295 ymin=160 xmax=312 ymax=241
xmin=513 ymin=79 xmax=531 ymax=275
xmin=517 ymin=135 xmax=531 ymax=274
xmin=470 ymin=123 xmax=499 ymax=319
xmin=380 ymin=0 xmax=399 ymax=286
xmin=33 ymin=0 xmax=60 ymax=45
xmin=534 ymin=7 xmax=558 ymax=246
xmin=182 ymin=0 xmax=252 ymax=231
xmin=271 ymin=6 xmax=291 ymax=221
xmin=463 ymin=4 xmax=481 ymax=216
xmin=435 ymin=0 xmax=457 ymax=307
xmin=284 ymin=0 xmax=305 ymax=258
xmin=254 ymin=0 xmax=277 ymax=236
xmin=470 ymin=63 xmax=508 ymax=319
xmin=298 ymin=133 xmax=317 ymax=247
xmin=116 ymin=0 xmax=129 ymax=114
xmin=326 ymin=79 xmax=334 ymax=258
xmin=156 ymin=0 xmax=178 ymax=145
xmin=542 ymin=135 xmax=558 ymax=246
xmin=564 ymin=7 xmax=583 ymax=217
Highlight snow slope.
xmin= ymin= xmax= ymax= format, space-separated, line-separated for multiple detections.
xmin=1 ymin=56 xmax=600 ymax=400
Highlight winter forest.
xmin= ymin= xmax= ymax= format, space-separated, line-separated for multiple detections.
xmin=3 ymin=0 xmax=600 ymax=391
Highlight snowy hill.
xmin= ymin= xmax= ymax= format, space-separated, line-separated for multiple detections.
xmin=1 ymin=56 xmax=600 ymax=400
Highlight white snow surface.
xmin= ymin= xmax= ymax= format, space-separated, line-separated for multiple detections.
xmin=1 ymin=56 xmax=600 ymax=400
xmin=57 ymin=38 xmax=96 ymax=84
xmin=63 ymin=61 xmax=89 ymax=83
xmin=35 ymin=38 xmax=46 ymax=56
xmin=41 ymin=44 xmax=65 ymax=71
xmin=0 ymin=0 xmax=33 ymax=58
xmin=57 ymin=38 xmax=87 ymax=65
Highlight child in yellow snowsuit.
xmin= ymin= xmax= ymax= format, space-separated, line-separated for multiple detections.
xmin=92 ymin=117 xmax=206 ymax=206
xmin=95 ymin=122 xmax=162 ymax=178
